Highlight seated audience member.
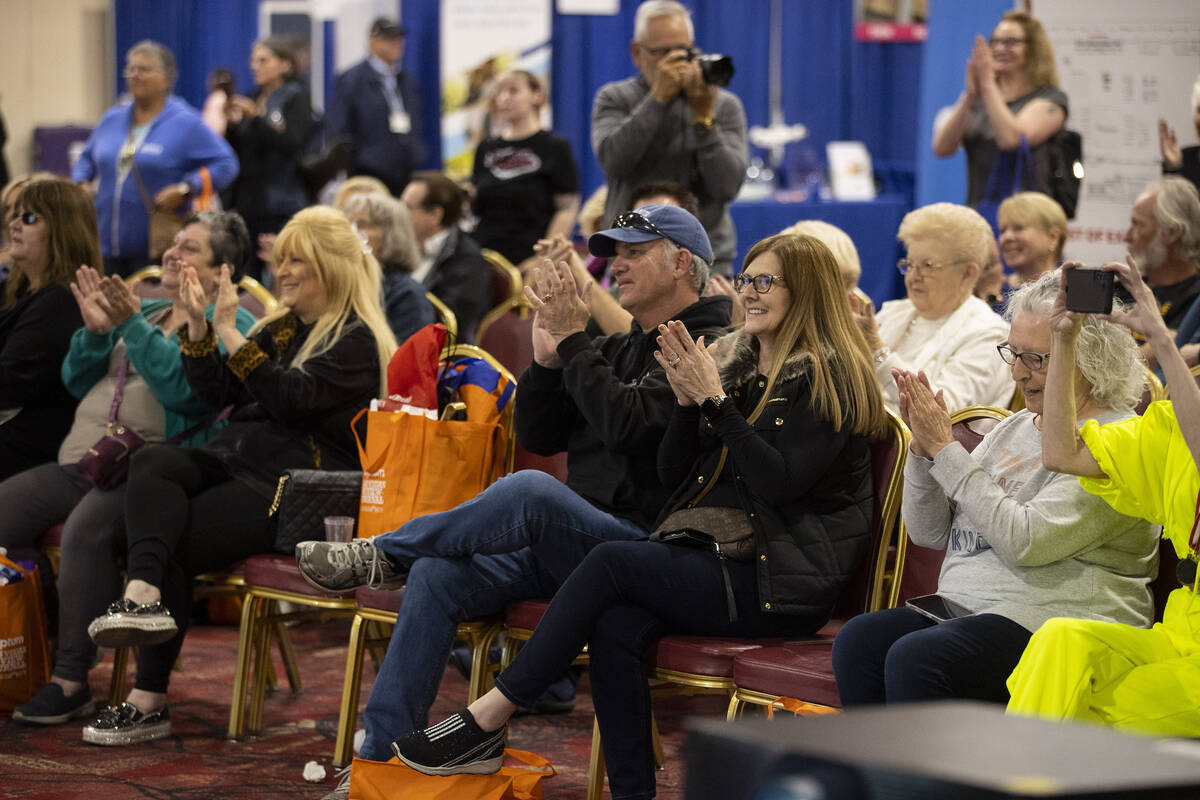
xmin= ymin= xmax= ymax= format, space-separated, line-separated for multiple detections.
xmin=851 ymin=202 xmax=1014 ymax=413
xmin=471 ymin=69 xmax=579 ymax=269
xmin=332 ymin=175 xmax=391 ymax=212
xmin=1158 ymin=74 xmax=1200 ymax=195
xmin=1006 ymin=259 xmax=1200 ymax=736
xmin=81 ymin=207 xmax=396 ymax=745
xmin=294 ymin=205 xmax=731 ymax=799
xmin=832 ymin=269 xmax=1158 ymax=707
xmin=400 ymin=171 xmax=490 ymax=342
xmin=1121 ymin=177 xmax=1200 ymax=335
xmin=342 ymin=192 xmax=435 ymax=343
xmin=995 ymin=191 xmax=1067 ymax=307
xmin=1 ymin=172 xmax=55 ymax=281
xmin=1 ymin=179 xmax=96 ymax=479
xmin=390 ymin=233 xmax=886 ymax=799
xmin=6 ymin=211 xmax=256 ymax=725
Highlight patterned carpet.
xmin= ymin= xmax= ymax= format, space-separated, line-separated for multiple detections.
xmin=0 ymin=619 xmax=723 ymax=799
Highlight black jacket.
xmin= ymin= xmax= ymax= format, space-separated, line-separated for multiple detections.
xmin=181 ymin=313 xmax=380 ymax=497
xmin=516 ymin=295 xmax=731 ymax=529
xmin=225 ymin=80 xmax=315 ymax=219
xmin=424 ymin=226 xmax=491 ymax=344
xmin=656 ymin=331 xmax=874 ymax=620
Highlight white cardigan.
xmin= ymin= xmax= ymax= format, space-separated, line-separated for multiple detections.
xmin=874 ymin=295 xmax=1014 ymax=413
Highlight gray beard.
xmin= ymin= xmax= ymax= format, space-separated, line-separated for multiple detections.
xmin=1133 ymin=232 xmax=1168 ymax=277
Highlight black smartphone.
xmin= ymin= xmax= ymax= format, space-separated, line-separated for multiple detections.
xmin=905 ymin=593 xmax=973 ymax=624
xmin=1065 ymin=268 xmax=1115 ymax=314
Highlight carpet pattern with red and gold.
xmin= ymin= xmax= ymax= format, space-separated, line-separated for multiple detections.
xmin=0 ymin=620 xmax=722 ymax=798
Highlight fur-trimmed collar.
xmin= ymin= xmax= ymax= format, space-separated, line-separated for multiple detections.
xmin=713 ymin=329 xmax=814 ymax=389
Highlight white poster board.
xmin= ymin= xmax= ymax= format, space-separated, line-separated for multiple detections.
xmin=440 ymin=0 xmax=552 ymax=179
xmin=1034 ymin=0 xmax=1200 ymax=266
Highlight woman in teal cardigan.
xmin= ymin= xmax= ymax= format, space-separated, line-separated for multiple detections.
xmin=4 ymin=210 xmax=255 ymax=727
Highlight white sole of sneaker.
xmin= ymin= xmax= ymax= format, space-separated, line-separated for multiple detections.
xmin=12 ymin=699 xmax=96 ymax=726
xmin=394 ymin=752 xmax=504 ymax=776
xmin=81 ymin=718 xmax=171 ymax=746
xmin=87 ymin=616 xmax=178 ymax=648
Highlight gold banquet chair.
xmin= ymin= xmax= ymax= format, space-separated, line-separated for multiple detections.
xmin=426 ymin=291 xmax=458 ymax=342
xmin=125 ymin=265 xmax=280 ymax=317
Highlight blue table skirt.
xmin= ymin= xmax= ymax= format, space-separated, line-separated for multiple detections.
xmin=729 ymin=194 xmax=910 ymax=305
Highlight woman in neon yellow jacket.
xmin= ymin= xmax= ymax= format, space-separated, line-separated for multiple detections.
xmin=1006 ymin=258 xmax=1200 ymax=736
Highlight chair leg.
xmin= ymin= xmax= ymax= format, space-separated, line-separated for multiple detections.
xmin=466 ymin=623 xmax=502 ymax=703
xmin=108 ymin=647 xmax=130 ymax=704
xmin=651 ymin=712 xmax=665 ymax=768
xmin=586 ymin=715 xmax=605 ymax=800
xmin=334 ymin=613 xmax=370 ymax=768
xmin=246 ymin=598 xmax=277 ymax=735
xmin=726 ymin=692 xmax=743 ymax=721
xmin=227 ymin=592 xmax=265 ymax=739
xmin=272 ymin=620 xmax=301 ymax=693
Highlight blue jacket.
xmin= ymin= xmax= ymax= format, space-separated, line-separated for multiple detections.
xmin=325 ymin=60 xmax=422 ymax=195
xmin=61 ymin=299 xmax=256 ymax=446
xmin=73 ymin=97 xmax=238 ymax=259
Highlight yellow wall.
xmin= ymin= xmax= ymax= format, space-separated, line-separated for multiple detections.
xmin=0 ymin=0 xmax=113 ymax=178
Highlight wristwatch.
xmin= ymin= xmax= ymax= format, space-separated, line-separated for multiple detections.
xmin=701 ymin=394 xmax=729 ymax=420
xmin=692 ymin=117 xmax=714 ymax=137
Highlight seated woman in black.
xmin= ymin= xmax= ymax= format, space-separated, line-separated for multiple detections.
xmin=391 ymin=232 xmax=887 ymax=800
xmin=82 ymin=206 xmax=397 ymax=745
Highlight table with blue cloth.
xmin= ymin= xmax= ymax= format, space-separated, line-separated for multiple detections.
xmin=729 ymin=194 xmax=910 ymax=305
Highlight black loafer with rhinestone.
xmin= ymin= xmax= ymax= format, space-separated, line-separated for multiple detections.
xmin=87 ymin=598 xmax=178 ymax=648
xmin=81 ymin=702 xmax=171 ymax=746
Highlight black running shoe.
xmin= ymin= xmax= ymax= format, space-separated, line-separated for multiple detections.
xmin=391 ymin=709 xmax=506 ymax=775
xmin=87 ymin=598 xmax=177 ymax=648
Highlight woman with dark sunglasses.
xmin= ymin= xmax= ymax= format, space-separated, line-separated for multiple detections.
xmin=833 ymin=268 xmax=1156 ymax=711
xmin=390 ymin=233 xmax=887 ymax=799
xmin=0 ymin=178 xmax=96 ymax=478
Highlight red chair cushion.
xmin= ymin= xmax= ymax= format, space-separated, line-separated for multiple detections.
xmin=355 ymin=585 xmax=405 ymax=612
xmin=732 ymin=643 xmax=840 ymax=708
xmin=504 ymin=599 xmax=551 ymax=631
xmin=653 ymin=635 xmax=796 ymax=678
xmin=243 ymin=553 xmax=353 ymax=597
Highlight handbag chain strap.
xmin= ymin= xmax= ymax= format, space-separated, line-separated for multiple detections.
xmin=268 ymin=474 xmax=290 ymax=517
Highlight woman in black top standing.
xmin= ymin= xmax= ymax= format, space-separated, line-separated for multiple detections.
xmin=470 ymin=70 xmax=579 ymax=269
xmin=226 ymin=36 xmax=314 ymax=281
xmin=932 ymin=11 xmax=1067 ymax=208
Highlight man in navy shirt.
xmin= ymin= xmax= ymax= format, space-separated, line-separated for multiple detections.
xmin=326 ymin=17 xmax=422 ymax=196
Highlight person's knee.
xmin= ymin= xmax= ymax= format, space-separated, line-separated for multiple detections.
xmin=403 ymin=558 xmax=476 ymax=620
xmin=128 ymin=444 xmax=189 ymax=482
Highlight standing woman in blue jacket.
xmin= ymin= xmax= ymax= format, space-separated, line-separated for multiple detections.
xmin=225 ymin=36 xmax=315 ymax=282
xmin=72 ymin=41 xmax=238 ymax=278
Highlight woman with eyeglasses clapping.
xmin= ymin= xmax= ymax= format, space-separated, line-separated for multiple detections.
xmin=833 ymin=268 xmax=1157 ymax=710
xmin=932 ymin=11 xmax=1067 ymax=208
xmin=850 ymin=202 xmax=1013 ymax=414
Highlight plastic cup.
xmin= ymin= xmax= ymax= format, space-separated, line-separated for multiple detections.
xmin=324 ymin=515 xmax=355 ymax=543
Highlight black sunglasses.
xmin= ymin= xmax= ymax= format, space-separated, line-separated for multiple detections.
xmin=612 ymin=210 xmax=669 ymax=240
xmin=16 ymin=211 xmax=39 ymax=226
xmin=732 ymin=273 xmax=787 ymax=294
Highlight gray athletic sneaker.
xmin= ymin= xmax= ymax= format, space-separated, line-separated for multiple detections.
xmin=320 ymin=766 xmax=351 ymax=800
xmin=294 ymin=539 xmax=405 ymax=592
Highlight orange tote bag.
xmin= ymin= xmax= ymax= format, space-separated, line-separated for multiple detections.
xmin=348 ymin=750 xmax=553 ymax=800
xmin=0 ymin=555 xmax=51 ymax=709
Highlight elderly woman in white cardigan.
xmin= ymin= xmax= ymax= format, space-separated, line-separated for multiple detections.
xmin=851 ymin=202 xmax=1014 ymax=413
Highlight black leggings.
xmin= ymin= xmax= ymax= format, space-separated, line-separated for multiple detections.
xmin=124 ymin=445 xmax=274 ymax=693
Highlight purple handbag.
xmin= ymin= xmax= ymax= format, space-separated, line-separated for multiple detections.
xmin=76 ymin=357 xmax=147 ymax=490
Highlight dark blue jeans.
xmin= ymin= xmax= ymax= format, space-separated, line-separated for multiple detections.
xmin=831 ymin=606 xmax=1032 ymax=706
xmin=493 ymin=541 xmax=826 ymax=800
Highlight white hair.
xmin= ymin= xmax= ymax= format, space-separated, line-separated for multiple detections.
xmin=660 ymin=238 xmax=709 ymax=293
xmin=1150 ymin=177 xmax=1200 ymax=264
xmin=634 ymin=0 xmax=694 ymax=42
xmin=1005 ymin=270 xmax=1145 ymax=411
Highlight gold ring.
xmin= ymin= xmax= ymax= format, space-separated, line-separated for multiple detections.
xmin=542 ymin=293 xmax=553 ymax=302
xmin=669 ymin=357 xmax=681 ymax=367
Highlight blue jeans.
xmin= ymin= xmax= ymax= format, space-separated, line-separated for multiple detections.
xmin=492 ymin=541 xmax=826 ymax=800
xmin=358 ymin=471 xmax=646 ymax=761
xmin=832 ymin=606 xmax=1032 ymax=706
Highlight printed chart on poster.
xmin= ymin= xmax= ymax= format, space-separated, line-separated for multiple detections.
xmin=439 ymin=0 xmax=552 ymax=180
xmin=1034 ymin=0 xmax=1200 ymax=266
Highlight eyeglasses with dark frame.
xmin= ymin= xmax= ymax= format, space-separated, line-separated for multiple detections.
xmin=896 ymin=258 xmax=966 ymax=276
xmin=988 ymin=36 xmax=1027 ymax=49
xmin=996 ymin=344 xmax=1051 ymax=371
xmin=637 ymin=42 xmax=689 ymax=59
xmin=732 ymin=273 xmax=787 ymax=294
xmin=612 ymin=210 xmax=669 ymax=240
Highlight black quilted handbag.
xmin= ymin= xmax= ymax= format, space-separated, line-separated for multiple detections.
xmin=268 ymin=469 xmax=363 ymax=553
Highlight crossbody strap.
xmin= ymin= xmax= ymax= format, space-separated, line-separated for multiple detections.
xmin=107 ymin=357 xmax=130 ymax=426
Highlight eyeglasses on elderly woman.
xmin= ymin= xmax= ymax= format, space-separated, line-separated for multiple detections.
xmin=896 ymin=258 xmax=967 ymax=276
xmin=996 ymin=344 xmax=1051 ymax=371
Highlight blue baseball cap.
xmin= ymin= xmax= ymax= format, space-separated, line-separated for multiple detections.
xmin=588 ymin=204 xmax=713 ymax=264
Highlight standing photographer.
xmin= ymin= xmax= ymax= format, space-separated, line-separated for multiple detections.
xmin=592 ymin=0 xmax=747 ymax=274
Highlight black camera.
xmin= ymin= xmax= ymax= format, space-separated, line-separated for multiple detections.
xmin=1064 ymin=268 xmax=1115 ymax=315
xmin=685 ymin=47 xmax=734 ymax=87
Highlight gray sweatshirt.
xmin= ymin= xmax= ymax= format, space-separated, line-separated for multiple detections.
xmin=903 ymin=409 xmax=1158 ymax=632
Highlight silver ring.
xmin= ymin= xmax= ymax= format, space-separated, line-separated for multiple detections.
xmin=542 ymin=293 xmax=553 ymax=302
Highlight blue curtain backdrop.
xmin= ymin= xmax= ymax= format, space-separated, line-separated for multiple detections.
xmin=114 ymin=0 xmax=923 ymax=200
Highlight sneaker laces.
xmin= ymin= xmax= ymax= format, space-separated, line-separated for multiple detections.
xmin=329 ymin=540 xmax=390 ymax=589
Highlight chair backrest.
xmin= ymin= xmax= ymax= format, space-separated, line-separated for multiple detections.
xmin=426 ymin=291 xmax=459 ymax=342
xmin=441 ymin=343 xmax=517 ymax=476
xmin=1009 ymin=385 xmax=1026 ymax=413
xmin=1139 ymin=364 xmax=1167 ymax=412
xmin=124 ymin=265 xmax=280 ymax=318
xmin=477 ymin=298 xmax=531 ymax=355
xmin=831 ymin=408 xmax=909 ymax=618
xmin=888 ymin=405 xmax=1012 ymax=608
xmin=481 ymin=248 xmax=524 ymax=309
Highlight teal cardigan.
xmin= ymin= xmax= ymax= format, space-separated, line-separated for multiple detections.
xmin=61 ymin=299 xmax=257 ymax=447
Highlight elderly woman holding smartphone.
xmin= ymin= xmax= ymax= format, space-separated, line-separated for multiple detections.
xmin=833 ymin=269 xmax=1158 ymax=707
xmin=1006 ymin=259 xmax=1200 ymax=736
